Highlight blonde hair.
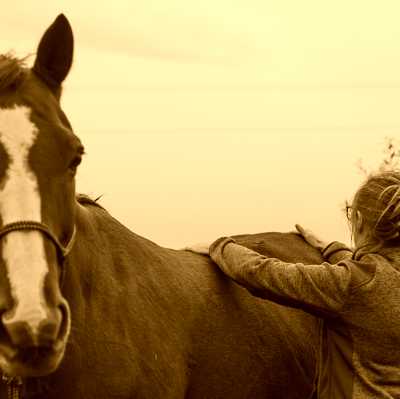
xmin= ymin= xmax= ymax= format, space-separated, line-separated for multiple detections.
xmin=351 ymin=170 xmax=400 ymax=255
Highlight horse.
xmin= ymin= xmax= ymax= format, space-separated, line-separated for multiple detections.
xmin=0 ymin=14 xmax=323 ymax=398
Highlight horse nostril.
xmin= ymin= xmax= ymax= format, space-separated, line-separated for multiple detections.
xmin=57 ymin=301 xmax=70 ymax=340
xmin=2 ymin=320 xmax=35 ymax=348
xmin=36 ymin=317 xmax=61 ymax=346
xmin=2 ymin=308 xmax=63 ymax=348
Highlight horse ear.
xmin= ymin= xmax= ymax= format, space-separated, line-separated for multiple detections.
xmin=33 ymin=14 xmax=74 ymax=89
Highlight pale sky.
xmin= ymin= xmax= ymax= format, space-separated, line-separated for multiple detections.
xmin=2 ymin=1 xmax=400 ymax=248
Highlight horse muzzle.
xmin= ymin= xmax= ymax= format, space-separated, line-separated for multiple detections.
xmin=0 ymin=300 xmax=70 ymax=377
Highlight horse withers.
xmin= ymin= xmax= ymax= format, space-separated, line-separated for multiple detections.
xmin=0 ymin=15 xmax=321 ymax=398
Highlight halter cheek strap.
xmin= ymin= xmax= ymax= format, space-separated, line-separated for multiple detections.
xmin=0 ymin=221 xmax=76 ymax=397
xmin=0 ymin=221 xmax=76 ymax=260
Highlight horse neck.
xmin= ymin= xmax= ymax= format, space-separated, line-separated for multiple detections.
xmin=64 ymin=200 xmax=177 ymax=306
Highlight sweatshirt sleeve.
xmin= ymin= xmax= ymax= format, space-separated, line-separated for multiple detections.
xmin=209 ymin=237 xmax=353 ymax=318
xmin=322 ymin=241 xmax=353 ymax=264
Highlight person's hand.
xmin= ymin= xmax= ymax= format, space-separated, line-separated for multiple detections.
xmin=295 ymin=224 xmax=328 ymax=251
xmin=183 ymin=241 xmax=213 ymax=255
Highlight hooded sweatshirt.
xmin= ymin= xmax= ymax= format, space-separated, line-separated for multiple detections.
xmin=209 ymin=237 xmax=400 ymax=399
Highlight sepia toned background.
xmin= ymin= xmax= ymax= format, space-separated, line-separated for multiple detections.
xmin=2 ymin=1 xmax=400 ymax=248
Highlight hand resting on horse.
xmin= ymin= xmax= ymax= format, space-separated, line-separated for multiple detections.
xmin=184 ymin=224 xmax=328 ymax=256
xmin=183 ymin=241 xmax=214 ymax=255
xmin=294 ymin=224 xmax=328 ymax=251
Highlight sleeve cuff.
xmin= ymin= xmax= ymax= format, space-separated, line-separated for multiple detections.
xmin=322 ymin=241 xmax=353 ymax=263
xmin=209 ymin=237 xmax=236 ymax=259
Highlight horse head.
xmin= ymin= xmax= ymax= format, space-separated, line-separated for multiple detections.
xmin=0 ymin=14 xmax=81 ymax=377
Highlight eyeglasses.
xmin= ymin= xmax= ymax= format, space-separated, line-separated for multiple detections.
xmin=345 ymin=202 xmax=353 ymax=221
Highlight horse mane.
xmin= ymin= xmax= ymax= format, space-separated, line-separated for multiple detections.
xmin=0 ymin=53 xmax=28 ymax=92
xmin=76 ymin=193 xmax=105 ymax=210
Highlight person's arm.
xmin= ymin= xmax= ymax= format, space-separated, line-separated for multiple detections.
xmin=210 ymin=237 xmax=353 ymax=317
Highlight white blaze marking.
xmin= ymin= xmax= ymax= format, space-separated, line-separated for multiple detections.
xmin=0 ymin=106 xmax=48 ymax=333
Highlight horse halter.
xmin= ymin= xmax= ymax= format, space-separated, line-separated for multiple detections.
xmin=0 ymin=220 xmax=76 ymax=281
xmin=0 ymin=221 xmax=76 ymax=398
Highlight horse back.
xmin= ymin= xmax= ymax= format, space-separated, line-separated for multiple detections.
xmin=52 ymin=204 xmax=322 ymax=399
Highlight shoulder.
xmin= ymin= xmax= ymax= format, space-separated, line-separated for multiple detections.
xmin=340 ymin=254 xmax=385 ymax=291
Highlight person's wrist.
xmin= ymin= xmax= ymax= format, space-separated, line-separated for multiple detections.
xmin=322 ymin=241 xmax=350 ymax=259
xmin=317 ymin=241 xmax=329 ymax=251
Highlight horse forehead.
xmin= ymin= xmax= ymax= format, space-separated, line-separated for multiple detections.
xmin=0 ymin=105 xmax=38 ymax=152
xmin=0 ymin=106 xmax=41 ymax=222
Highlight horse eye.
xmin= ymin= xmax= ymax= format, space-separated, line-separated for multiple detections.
xmin=69 ymin=156 xmax=82 ymax=171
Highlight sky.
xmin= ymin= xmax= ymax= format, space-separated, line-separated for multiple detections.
xmin=1 ymin=1 xmax=400 ymax=248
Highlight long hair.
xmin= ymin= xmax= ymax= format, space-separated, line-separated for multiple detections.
xmin=350 ymin=171 xmax=400 ymax=259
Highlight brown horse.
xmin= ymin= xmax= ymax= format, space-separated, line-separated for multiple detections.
xmin=0 ymin=15 xmax=322 ymax=398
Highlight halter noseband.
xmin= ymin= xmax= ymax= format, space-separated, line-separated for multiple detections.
xmin=0 ymin=220 xmax=76 ymax=264
xmin=0 ymin=221 xmax=76 ymax=398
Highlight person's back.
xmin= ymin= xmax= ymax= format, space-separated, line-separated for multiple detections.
xmin=317 ymin=247 xmax=400 ymax=398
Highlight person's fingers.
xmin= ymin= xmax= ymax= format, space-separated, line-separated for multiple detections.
xmin=183 ymin=247 xmax=207 ymax=254
xmin=182 ymin=242 xmax=211 ymax=255
xmin=295 ymin=224 xmax=312 ymax=240
xmin=295 ymin=225 xmax=328 ymax=250
xmin=295 ymin=224 xmax=307 ymax=236
xmin=296 ymin=224 xmax=318 ymax=244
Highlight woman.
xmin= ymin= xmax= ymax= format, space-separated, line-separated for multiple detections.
xmin=186 ymin=171 xmax=400 ymax=399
